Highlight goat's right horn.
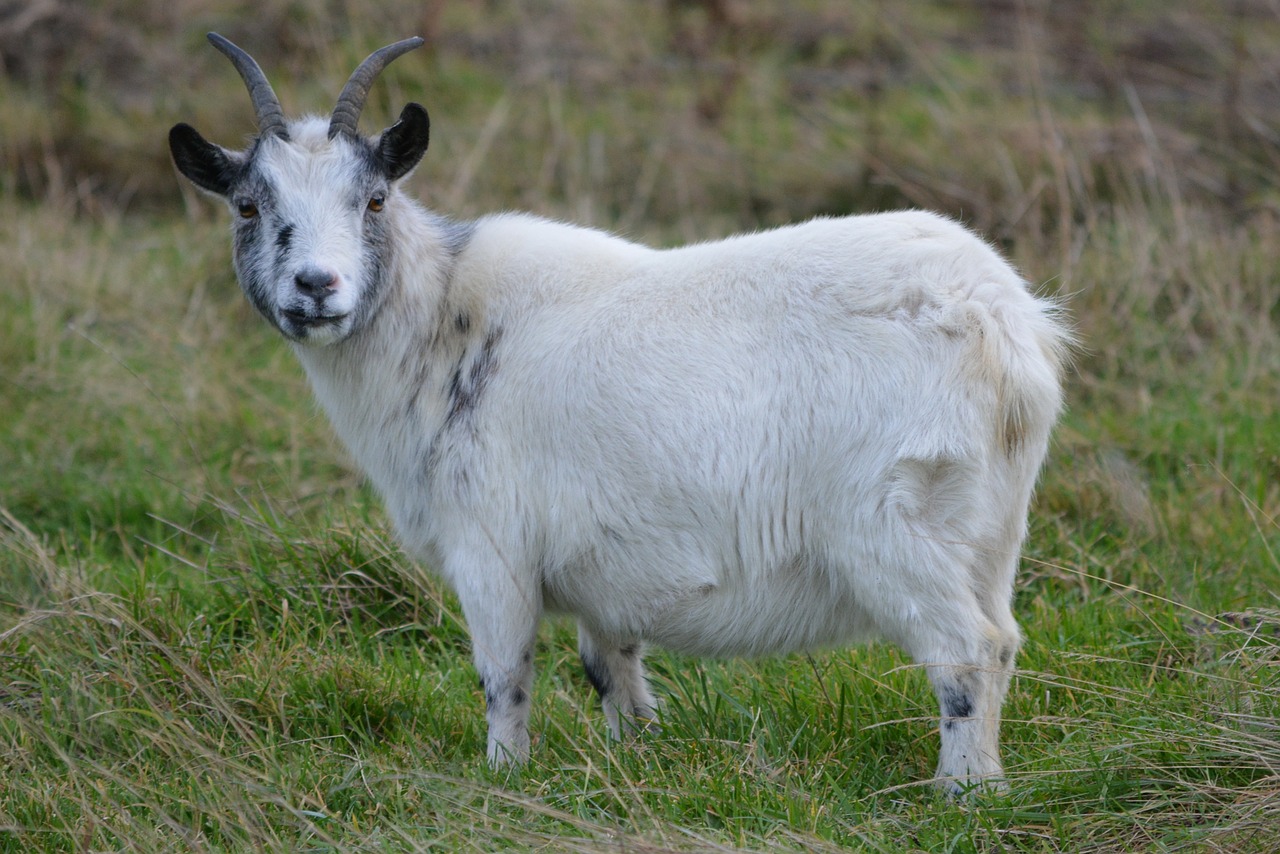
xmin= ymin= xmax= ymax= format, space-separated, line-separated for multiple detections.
xmin=207 ymin=32 xmax=289 ymax=139
xmin=328 ymin=37 xmax=425 ymax=139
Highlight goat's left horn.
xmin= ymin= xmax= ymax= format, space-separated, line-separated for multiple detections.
xmin=207 ymin=33 xmax=289 ymax=139
xmin=328 ymin=37 xmax=425 ymax=139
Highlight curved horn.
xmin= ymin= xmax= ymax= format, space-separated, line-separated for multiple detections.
xmin=207 ymin=33 xmax=288 ymax=139
xmin=328 ymin=37 xmax=425 ymax=139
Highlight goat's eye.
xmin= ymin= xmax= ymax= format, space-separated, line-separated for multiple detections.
xmin=368 ymin=194 xmax=385 ymax=213
xmin=237 ymin=201 xmax=258 ymax=219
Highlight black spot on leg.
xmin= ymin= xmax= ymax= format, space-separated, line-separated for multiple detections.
xmin=941 ymin=689 xmax=974 ymax=730
xmin=510 ymin=687 xmax=527 ymax=706
xmin=581 ymin=652 xmax=612 ymax=700
xmin=455 ymin=312 xmax=470 ymax=333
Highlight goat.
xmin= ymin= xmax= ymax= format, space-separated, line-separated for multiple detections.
xmin=169 ymin=33 xmax=1069 ymax=794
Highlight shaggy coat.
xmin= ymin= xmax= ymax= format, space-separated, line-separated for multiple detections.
xmin=171 ymin=35 xmax=1069 ymax=794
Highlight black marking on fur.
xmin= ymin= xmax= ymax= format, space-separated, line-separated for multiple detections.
xmin=581 ymin=652 xmax=612 ymax=700
xmin=349 ymin=196 xmax=394 ymax=335
xmin=445 ymin=327 xmax=503 ymax=428
xmin=941 ymin=689 xmax=974 ymax=730
xmin=234 ymin=215 xmax=262 ymax=253
xmin=446 ymin=365 xmax=465 ymax=412
xmin=232 ymin=210 xmax=282 ymax=333
xmin=275 ymin=224 xmax=293 ymax=252
xmin=219 ymin=163 xmax=298 ymax=338
xmin=482 ymin=682 xmax=500 ymax=711
xmin=619 ymin=644 xmax=639 ymax=659
xmin=455 ymin=312 xmax=470 ymax=333
xmin=510 ymin=687 xmax=527 ymax=706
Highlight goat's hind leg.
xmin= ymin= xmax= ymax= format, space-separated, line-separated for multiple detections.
xmin=924 ymin=626 xmax=1017 ymax=796
xmin=875 ymin=456 xmax=1021 ymax=795
xmin=578 ymin=623 xmax=659 ymax=738
xmin=926 ymin=538 xmax=1025 ymax=797
xmin=868 ymin=554 xmax=1016 ymax=793
xmin=908 ymin=584 xmax=1019 ymax=797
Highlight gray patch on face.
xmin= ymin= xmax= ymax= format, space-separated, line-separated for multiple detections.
xmin=347 ymin=197 xmax=394 ymax=336
xmin=223 ymin=133 xmax=479 ymax=348
xmin=230 ymin=174 xmax=288 ymax=336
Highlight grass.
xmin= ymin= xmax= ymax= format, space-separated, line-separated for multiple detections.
xmin=2 ymin=1 xmax=1280 ymax=850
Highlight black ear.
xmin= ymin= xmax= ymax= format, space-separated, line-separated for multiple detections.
xmin=377 ymin=103 xmax=430 ymax=181
xmin=169 ymin=123 xmax=240 ymax=196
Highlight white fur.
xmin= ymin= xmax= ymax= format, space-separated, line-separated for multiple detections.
xmin=200 ymin=118 xmax=1069 ymax=793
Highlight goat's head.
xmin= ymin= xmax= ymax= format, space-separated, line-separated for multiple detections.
xmin=169 ymin=34 xmax=429 ymax=345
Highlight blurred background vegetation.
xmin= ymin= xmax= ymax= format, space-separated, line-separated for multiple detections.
xmin=6 ymin=0 xmax=1280 ymax=381
xmin=1 ymin=1 xmax=1279 ymax=850
xmin=5 ymin=0 xmax=1278 ymax=227
xmin=4 ymin=0 xmax=1278 ymax=582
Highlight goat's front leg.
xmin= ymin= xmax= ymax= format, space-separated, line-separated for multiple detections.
xmin=449 ymin=550 xmax=541 ymax=767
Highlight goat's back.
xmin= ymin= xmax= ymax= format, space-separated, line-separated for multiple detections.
xmin=429 ymin=210 xmax=1066 ymax=656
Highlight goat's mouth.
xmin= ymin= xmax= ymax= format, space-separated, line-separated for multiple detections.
xmin=280 ymin=309 xmax=348 ymax=328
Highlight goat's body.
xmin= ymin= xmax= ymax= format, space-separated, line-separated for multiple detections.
xmin=171 ymin=51 xmax=1067 ymax=793
xmin=295 ymin=204 xmax=1064 ymax=786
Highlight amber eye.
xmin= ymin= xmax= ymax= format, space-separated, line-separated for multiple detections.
xmin=237 ymin=201 xmax=258 ymax=219
xmin=368 ymin=193 xmax=385 ymax=213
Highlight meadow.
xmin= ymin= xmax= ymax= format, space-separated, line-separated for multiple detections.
xmin=1 ymin=1 xmax=1278 ymax=850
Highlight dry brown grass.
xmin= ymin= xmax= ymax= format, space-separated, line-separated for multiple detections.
xmin=2 ymin=1 xmax=1279 ymax=851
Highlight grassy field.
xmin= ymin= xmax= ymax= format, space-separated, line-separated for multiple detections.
xmin=2 ymin=1 xmax=1279 ymax=850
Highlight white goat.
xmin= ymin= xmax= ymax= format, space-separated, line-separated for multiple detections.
xmin=170 ymin=34 xmax=1068 ymax=794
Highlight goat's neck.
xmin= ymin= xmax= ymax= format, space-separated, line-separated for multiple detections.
xmin=290 ymin=206 xmax=474 ymax=498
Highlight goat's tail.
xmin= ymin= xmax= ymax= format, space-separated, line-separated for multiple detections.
xmin=965 ymin=284 xmax=1072 ymax=460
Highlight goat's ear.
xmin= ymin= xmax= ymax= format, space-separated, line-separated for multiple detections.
xmin=377 ymin=103 xmax=430 ymax=181
xmin=169 ymin=123 xmax=240 ymax=196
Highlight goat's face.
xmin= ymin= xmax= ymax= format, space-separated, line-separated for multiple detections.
xmin=169 ymin=34 xmax=429 ymax=345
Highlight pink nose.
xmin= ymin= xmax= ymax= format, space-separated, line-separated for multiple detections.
xmin=295 ymin=267 xmax=337 ymax=296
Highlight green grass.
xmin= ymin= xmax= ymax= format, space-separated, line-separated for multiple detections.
xmin=3 ymin=1 xmax=1280 ymax=850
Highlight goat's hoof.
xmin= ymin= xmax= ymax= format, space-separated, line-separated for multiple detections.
xmin=935 ymin=772 xmax=1009 ymax=801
